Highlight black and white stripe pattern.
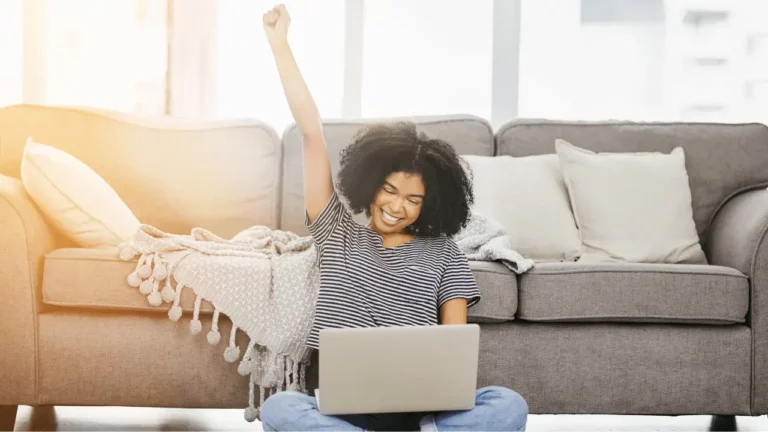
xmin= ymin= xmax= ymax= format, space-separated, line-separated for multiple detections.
xmin=305 ymin=192 xmax=480 ymax=349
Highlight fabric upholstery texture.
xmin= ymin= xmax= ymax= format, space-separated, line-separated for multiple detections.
xmin=37 ymin=312 xmax=251 ymax=408
xmin=555 ymin=139 xmax=705 ymax=264
xmin=21 ymin=139 xmax=140 ymax=247
xmin=35 ymin=313 xmax=751 ymax=415
xmin=0 ymin=104 xmax=282 ymax=237
xmin=706 ymin=188 xmax=768 ymax=412
xmin=494 ymin=119 xmax=768 ymax=242
xmin=0 ymin=175 xmax=59 ymax=405
xmin=42 ymin=248 xmax=217 ymax=314
xmin=479 ymin=322 xmax=751 ymax=415
xmin=280 ymin=116 xmax=494 ymax=235
xmin=466 ymin=261 xmax=518 ymax=322
xmin=517 ymin=262 xmax=748 ymax=324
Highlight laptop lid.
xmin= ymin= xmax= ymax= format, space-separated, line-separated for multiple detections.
xmin=318 ymin=324 xmax=480 ymax=415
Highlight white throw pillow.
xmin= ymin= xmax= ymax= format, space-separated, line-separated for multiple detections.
xmin=555 ymin=139 xmax=706 ymax=264
xmin=21 ymin=138 xmax=140 ymax=247
xmin=462 ymin=154 xmax=581 ymax=262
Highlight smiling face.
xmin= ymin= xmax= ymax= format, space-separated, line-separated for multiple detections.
xmin=369 ymin=172 xmax=425 ymax=235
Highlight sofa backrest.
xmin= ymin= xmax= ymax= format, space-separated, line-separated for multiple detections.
xmin=0 ymin=104 xmax=282 ymax=237
xmin=279 ymin=115 xmax=494 ymax=235
xmin=5 ymin=106 xmax=764 ymax=243
xmin=494 ymin=119 xmax=768 ymax=241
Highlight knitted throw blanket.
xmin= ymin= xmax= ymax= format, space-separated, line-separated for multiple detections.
xmin=454 ymin=212 xmax=535 ymax=274
xmin=118 ymin=224 xmax=319 ymax=422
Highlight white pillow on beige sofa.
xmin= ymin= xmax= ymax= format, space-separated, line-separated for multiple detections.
xmin=555 ymin=139 xmax=706 ymax=264
xmin=462 ymin=154 xmax=581 ymax=262
xmin=21 ymin=138 xmax=140 ymax=248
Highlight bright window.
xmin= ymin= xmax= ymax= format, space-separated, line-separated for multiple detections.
xmin=4 ymin=0 xmax=767 ymax=126
xmin=361 ymin=0 xmax=494 ymax=119
xmin=519 ymin=0 xmax=768 ymax=123
xmin=0 ymin=0 xmax=23 ymax=108
xmin=214 ymin=0 xmax=346 ymax=131
xmin=40 ymin=0 xmax=168 ymax=114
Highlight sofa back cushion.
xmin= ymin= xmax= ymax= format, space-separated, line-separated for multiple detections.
xmin=0 ymin=104 xmax=281 ymax=237
xmin=495 ymin=119 xmax=768 ymax=241
xmin=280 ymin=115 xmax=494 ymax=235
xmin=21 ymin=139 xmax=141 ymax=247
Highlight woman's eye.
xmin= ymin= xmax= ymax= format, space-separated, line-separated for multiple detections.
xmin=409 ymin=199 xmax=421 ymax=205
xmin=385 ymin=189 xmax=395 ymax=195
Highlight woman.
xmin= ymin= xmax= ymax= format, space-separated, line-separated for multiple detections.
xmin=259 ymin=5 xmax=528 ymax=431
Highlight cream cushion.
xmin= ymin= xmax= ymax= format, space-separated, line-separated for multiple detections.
xmin=462 ymin=154 xmax=581 ymax=262
xmin=555 ymin=139 xmax=706 ymax=264
xmin=21 ymin=138 xmax=140 ymax=247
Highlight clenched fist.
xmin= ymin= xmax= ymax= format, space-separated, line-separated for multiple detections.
xmin=263 ymin=4 xmax=290 ymax=46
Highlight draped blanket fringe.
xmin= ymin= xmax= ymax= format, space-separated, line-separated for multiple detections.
xmin=118 ymin=224 xmax=320 ymax=422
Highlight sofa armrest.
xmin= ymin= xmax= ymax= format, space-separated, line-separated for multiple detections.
xmin=0 ymin=174 xmax=59 ymax=405
xmin=706 ymin=187 xmax=768 ymax=414
xmin=706 ymin=188 xmax=768 ymax=275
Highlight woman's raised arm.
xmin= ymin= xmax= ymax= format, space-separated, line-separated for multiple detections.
xmin=263 ymin=4 xmax=334 ymax=223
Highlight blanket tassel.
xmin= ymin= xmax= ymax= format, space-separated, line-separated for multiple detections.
xmin=284 ymin=357 xmax=290 ymax=391
xmin=147 ymin=280 xmax=162 ymax=306
xmin=238 ymin=339 xmax=258 ymax=376
xmin=138 ymin=253 xmax=153 ymax=279
xmin=190 ymin=295 xmax=203 ymax=335
xmin=207 ymin=309 xmax=221 ymax=345
xmin=224 ymin=325 xmax=241 ymax=363
xmin=299 ymin=362 xmax=306 ymax=394
xmin=168 ymin=283 xmax=185 ymax=322
xmin=244 ymin=378 xmax=259 ymax=422
xmin=137 ymin=254 xmax=154 ymax=296
xmin=160 ymin=262 xmax=175 ymax=303
xmin=290 ymin=359 xmax=299 ymax=392
xmin=144 ymin=256 xmax=163 ymax=306
xmin=126 ymin=254 xmax=146 ymax=288
xmin=151 ymin=255 xmax=168 ymax=281
xmin=285 ymin=357 xmax=298 ymax=392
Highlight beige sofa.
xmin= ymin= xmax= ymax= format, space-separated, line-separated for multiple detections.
xmin=0 ymin=105 xmax=283 ymax=430
xmin=3 ymin=104 xmax=768 ymax=431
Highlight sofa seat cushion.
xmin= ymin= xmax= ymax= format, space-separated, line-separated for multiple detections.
xmin=467 ymin=261 xmax=518 ymax=323
xmin=43 ymin=248 xmax=519 ymax=321
xmin=43 ymin=248 xmax=215 ymax=314
xmin=517 ymin=262 xmax=749 ymax=324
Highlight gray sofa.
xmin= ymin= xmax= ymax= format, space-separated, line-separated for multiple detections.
xmin=1 ymin=104 xmax=768 ymax=429
xmin=287 ymin=117 xmax=768 ymax=417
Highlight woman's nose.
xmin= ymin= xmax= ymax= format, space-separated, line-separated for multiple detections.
xmin=390 ymin=198 xmax=404 ymax=213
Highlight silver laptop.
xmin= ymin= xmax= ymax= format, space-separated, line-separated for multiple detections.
xmin=317 ymin=324 xmax=480 ymax=415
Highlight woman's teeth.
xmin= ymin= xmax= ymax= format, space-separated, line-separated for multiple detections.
xmin=382 ymin=210 xmax=401 ymax=224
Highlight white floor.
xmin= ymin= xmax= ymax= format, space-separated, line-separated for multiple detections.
xmin=12 ymin=405 xmax=768 ymax=431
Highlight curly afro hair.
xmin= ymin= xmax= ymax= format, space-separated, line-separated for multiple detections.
xmin=336 ymin=122 xmax=474 ymax=238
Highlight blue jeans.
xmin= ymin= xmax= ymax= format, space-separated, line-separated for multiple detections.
xmin=260 ymin=386 xmax=528 ymax=431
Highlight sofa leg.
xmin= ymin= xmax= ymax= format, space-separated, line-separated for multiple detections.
xmin=0 ymin=405 xmax=18 ymax=431
xmin=28 ymin=406 xmax=56 ymax=432
xmin=709 ymin=415 xmax=737 ymax=431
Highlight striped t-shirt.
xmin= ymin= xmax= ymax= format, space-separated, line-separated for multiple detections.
xmin=305 ymin=191 xmax=481 ymax=349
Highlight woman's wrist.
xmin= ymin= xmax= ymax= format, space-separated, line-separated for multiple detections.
xmin=269 ymin=39 xmax=291 ymax=55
